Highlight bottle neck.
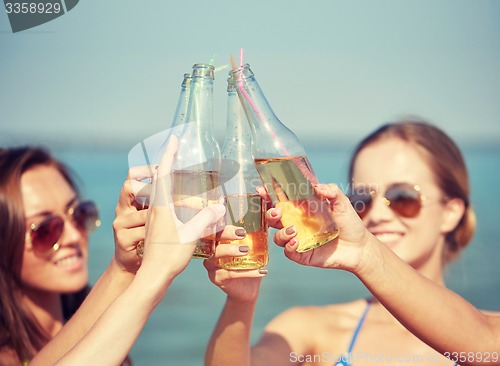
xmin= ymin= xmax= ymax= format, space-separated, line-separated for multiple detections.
xmin=222 ymin=89 xmax=262 ymax=194
xmin=172 ymin=65 xmax=220 ymax=172
xmin=230 ymin=65 xmax=305 ymax=158
xmin=186 ymin=76 xmax=214 ymax=134
xmin=171 ymin=78 xmax=191 ymax=128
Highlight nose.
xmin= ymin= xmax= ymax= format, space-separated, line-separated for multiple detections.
xmin=59 ymin=218 xmax=85 ymax=247
xmin=364 ymin=194 xmax=395 ymax=223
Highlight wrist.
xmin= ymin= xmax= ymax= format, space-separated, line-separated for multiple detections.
xmin=226 ymin=294 xmax=259 ymax=307
xmin=352 ymin=233 xmax=384 ymax=281
xmin=108 ymin=256 xmax=136 ymax=283
xmin=134 ymin=263 xmax=177 ymax=296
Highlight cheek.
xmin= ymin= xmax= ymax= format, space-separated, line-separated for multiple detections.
xmin=406 ymin=210 xmax=446 ymax=245
xmin=20 ymin=253 xmax=50 ymax=288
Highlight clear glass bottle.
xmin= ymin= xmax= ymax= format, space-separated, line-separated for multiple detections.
xmin=172 ymin=64 xmax=222 ymax=259
xmin=171 ymin=72 xmax=192 ymax=128
xmin=153 ymin=72 xmax=193 ymax=166
xmin=218 ymin=78 xmax=268 ymax=269
xmin=230 ymin=64 xmax=338 ymax=252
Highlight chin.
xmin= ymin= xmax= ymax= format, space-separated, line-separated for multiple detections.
xmin=58 ymin=273 xmax=89 ymax=293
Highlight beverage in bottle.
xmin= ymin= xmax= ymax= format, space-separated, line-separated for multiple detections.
xmin=217 ymin=194 xmax=268 ymax=269
xmin=254 ymin=156 xmax=337 ymax=252
xmin=230 ymin=64 xmax=338 ymax=252
xmin=218 ymin=77 xmax=268 ymax=268
xmin=172 ymin=64 xmax=222 ymax=258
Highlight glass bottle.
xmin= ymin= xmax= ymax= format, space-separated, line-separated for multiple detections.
xmin=171 ymin=72 xmax=193 ymax=128
xmin=135 ymin=72 xmax=194 ymax=212
xmin=217 ymin=78 xmax=268 ymax=269
xmin=172 ymin=64 xmax=222 ymax=259
xmin=230 ymin=64 xmax=338 ymax=252
xmin=153 ymin=72 xmax=193 ymax=165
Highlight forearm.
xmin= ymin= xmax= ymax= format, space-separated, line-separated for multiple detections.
xmin=31 ymin=258 xmax=135 ymax=365
xmin=356 ymin=235 xmax=500 ymax=363
xmin=52 ymin=270 xmax=169 ymax=366
xmin=205 ymin=297 xmax=257 ymax=366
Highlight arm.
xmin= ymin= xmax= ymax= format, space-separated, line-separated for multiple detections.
xmin=205 ymin=292 xmax=312 ymax=366
xmin=203 ymin=243 xmax=265 ymax=366
xmin=355 ymin=234 xmax=500 ymax=364
xmin=205 ymin=295 xmax=258 ymax=366
xmin=32 ymin=136 xmax=226 ymax=366
xmin=204 ymin=203 xmax=309 ymax=366
xmin=274 ymin=184 xmax=500 ymax=365
xmin=31 ymin=165 xmax=152 ymax=364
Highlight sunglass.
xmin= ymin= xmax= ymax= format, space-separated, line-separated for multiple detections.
xmin=26 ymin=201 xmax=101 ymax=254
xmin=348 ymin=183 xmax=424 ymax=219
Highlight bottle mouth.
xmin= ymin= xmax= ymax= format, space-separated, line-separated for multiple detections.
xmin=192 ymin=64 xmax=215 ymax=78
xmin=229 ymin=63 xmax=252 ymax=76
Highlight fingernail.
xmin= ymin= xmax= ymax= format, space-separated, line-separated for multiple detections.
xmin=235 ymin=228 xmax=246 ymax=237
xmin=271 ymin=209 xmax=278 ymax=217
xmin=289 ymin=238 xmax=297 ymax=247
xmin=239 ymin=245 xmax=249 ymax=253
xmin=258 ymin=268 xmax=268 ymax=274
xmin=285 ymin=225 xmax=296 ymax=235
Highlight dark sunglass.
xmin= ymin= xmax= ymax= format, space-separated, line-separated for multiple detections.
xmin=348 ymin=183 xmax=424 ymax=219
xmin=27 ymin=201 xmax=101 ymax=254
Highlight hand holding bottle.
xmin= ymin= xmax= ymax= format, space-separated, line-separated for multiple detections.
xmin=204 ymin=245 xmax=268 ymax=303
xmin=263 ymin=184 xmax=371 ymax=273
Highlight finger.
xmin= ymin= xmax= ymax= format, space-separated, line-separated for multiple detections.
xmin=113 ymin=210 xmax=147 ymax=230
xmin=117 ymin=178 xmax=151 ymax=212
xmin=151 ymin=136 xmax=178 ymax=207
xmin=180 ymin=204 xmax=226 ymax=244
xmin=256 ymin=186 xmax=273 ymax=210
xmin=128 ymin=165 xmax=158 ymax=181
xmin=315 ymin=184 xmax=359 ymax=217
xmin=127 ymin=166 xmax=156 ymax=201
xmin=115 ymin=226 xmax=146 ymax=248
xmin=216 ymin=225 xmax=247 ymax=242
xmin=283 ymin=237 xmax=305 ymax=262
xmin=173 ymin=196 xmax=205 ymax=210
xmin=131 ymin=182 xmax=152 ymax=198
xmin=213 ymin=267 xmax=268 ymax=283
xmin=214 ymin=243 xmax=251 ymax=258
xmin=265 ymin=207 xmax=283 ymax=229
xmin=273 ymin=225 xmax=296 ymax=247
xmin=157 ymin=135 xmax=178 ymax=178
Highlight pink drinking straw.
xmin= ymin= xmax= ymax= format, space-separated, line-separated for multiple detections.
xmin=230 ymin=51 xmax=319 ymax=186
xmin=231 ymin=52 xmax=291 ymax=157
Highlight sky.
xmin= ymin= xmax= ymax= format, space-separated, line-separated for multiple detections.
xmin=1 ymin=0 xmax=499 ymax=150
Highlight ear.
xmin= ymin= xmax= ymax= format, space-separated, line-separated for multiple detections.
xmin=440 ymin=198 xmax=465 ymax=234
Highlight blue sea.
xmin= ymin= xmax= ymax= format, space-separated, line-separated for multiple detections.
xmin=55 ymin=144 xmax=500 ymax=366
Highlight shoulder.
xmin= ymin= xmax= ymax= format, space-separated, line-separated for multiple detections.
xmin=264 ymin=298 xmax=369 ymax=336
xmin=258 ymin=299 xmax=370 ymax=356
xmin=480 ymin=309 xmax=500 ymax=317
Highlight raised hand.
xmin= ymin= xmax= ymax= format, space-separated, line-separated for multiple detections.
xmin=139 ymin=135 xmax=226 ymax=282
xmin=112 ymin=165 xmax=153 ymax=274
xmin=203 ymin=240 xmax=267 ymax=303
xmin=267 ymin=184 xmax=370 ymax=272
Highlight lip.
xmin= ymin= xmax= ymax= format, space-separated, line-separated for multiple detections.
xmin=370 ymin=230 xmax=404 ymax=247
xmin=52 ymin=249 xmax=85 ymax=272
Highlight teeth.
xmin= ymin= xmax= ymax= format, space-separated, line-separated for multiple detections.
xmin=374 ymin=233 xmax=401 ymax=243
xmin=55 ymin=256 xmax=79 ymax=266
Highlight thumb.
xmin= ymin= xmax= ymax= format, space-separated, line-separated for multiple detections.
xmin=179 ymin=204 xmax=226 ymax=244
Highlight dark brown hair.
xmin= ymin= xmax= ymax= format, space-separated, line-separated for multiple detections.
xmin=348 ymin=119 xmax=476 ymax=264
xmin=0 ymin=146 xmax=89 ymax=363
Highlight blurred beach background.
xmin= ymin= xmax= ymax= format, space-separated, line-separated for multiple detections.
xmin=1 ymin=1 xmax=499 ymax=365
